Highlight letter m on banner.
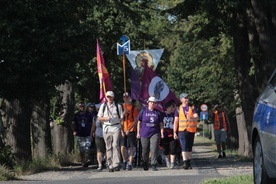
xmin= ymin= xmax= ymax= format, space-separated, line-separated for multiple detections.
xmin=117 ymin=35 xmax=130 ymax=55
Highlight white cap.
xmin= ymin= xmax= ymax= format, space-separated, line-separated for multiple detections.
xmin=123 ymin=92 xmax=130 ymax=97
xmin=106 ymin=91 xmax=114 ymax=97
xmin=147 ymin=96 xmax=156 ymax=103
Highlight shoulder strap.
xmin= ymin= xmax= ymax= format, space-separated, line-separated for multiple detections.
xmin=102 ymin=102 xmax=107 ymax=115
xmin=115 ymin=103 xmax=120 ymax=117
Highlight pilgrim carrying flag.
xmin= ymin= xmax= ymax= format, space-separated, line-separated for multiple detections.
xmin=96 ymin=39 xmax=112 ymax=103
xmin=139 ymin=65 xmax=179 ymax=111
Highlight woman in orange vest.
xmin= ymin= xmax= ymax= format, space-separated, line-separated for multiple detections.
xmin=173 ymin=93 xmax=199 ymax=170
xmin=213 ymin=104 xmax=229 ymax=158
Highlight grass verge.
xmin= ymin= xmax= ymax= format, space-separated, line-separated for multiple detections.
xmin=201 ymin=174 xmax=253 ymax=184
xmin=0 ymin=165 xmax=17 ymax=180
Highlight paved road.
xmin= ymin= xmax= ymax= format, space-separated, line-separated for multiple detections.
xmin=2 ymin=138 xmax=253 ymax=184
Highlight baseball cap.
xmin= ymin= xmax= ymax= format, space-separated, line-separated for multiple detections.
xmin=86 ymin=102 xmax=94 ymax=107
xmin=123 ymin=92 xmax=130 ymax=97
xmin=180 ymin=93 xmax=188 ymax=99
xmin=106 ymin=91 xmax=114 ymax=97
xmin=147 ymin=96 xmax=156 ymax=103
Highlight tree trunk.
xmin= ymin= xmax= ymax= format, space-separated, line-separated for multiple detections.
xmin=232 ymin=4 xmax=256 ymax=157
xmin=52 ymin=81 xmax=75 ymax=155
xmin=250 ymin=0 xmax=276 ymax=77
xmin=3 ymin=99 xmax=32 ymax=161
xmin=227 ymin=110 xmax=239 ymax=150
xmin=31 ymin=99 xmax=52 ymax=158
xmin=236 ymin=106 xmax=251 ymax=156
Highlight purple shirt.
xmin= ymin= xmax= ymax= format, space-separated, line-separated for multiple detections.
xmin=138 ymin=107 xmax=162 ymax=138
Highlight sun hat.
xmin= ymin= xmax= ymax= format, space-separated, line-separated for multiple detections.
xmin=147 ymin=96 xmax=156 ymax=103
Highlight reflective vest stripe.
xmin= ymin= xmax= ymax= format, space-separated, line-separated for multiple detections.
xmin=213 ymin=111 xmax=228 ymax=131
xmin=178 ymin=106 xmax=197 ymax=133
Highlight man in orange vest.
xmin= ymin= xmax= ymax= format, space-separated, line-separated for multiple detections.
xmin=120 ymin=92 xmax=139 ymax=170
xmin=212 ymin=104 xmax=230 ymax=158
xmin=173 ymin=93 xmax=199 ymax=169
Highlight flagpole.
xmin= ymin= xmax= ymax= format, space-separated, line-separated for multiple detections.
xmin=123 ymin=53 xmax=126 ymax=94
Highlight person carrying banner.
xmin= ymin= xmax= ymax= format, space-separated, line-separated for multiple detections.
xmin=120 ymin=92 xmax=139 ymax=170
xmin=97 ymin=91 xmax=123 ymax=172
xmin=137 ymin=96 xmax=164 ymax=171
xmin=173 ymin=93 xmax=199 ymax=170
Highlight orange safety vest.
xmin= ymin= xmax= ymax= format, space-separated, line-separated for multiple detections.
xmin=178 ymin=106 xmax=197 ymax=133
xmin=213 ymin=110 xmax=228 ymax=131
xmin=122 ymin=103 xmax=138 ymax=132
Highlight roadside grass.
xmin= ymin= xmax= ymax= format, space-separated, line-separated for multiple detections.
xmin=14 ymin=152 xmax=80 ymax=175
xmin=0 ymin=165 xmax=17 ymax=180
xmin=201 ymin=174 xmax=253 ymax=184
xmin=195 ymin=136 xmax=253 ymax=184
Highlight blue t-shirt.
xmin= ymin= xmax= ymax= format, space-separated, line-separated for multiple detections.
xmin=73 ymin=111 xmax=94 ymax=137
xmin=138 ymin=107 xmax=162 ymax=138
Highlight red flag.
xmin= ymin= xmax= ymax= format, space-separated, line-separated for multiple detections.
xmin=96 ymin=39 xmax=112 ymax=103
xmin=139 ymin=65 xmax=179 ymax=111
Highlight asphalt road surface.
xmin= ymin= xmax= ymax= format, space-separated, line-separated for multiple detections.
xmin=1 ymin=138 xmax=253 ymax=184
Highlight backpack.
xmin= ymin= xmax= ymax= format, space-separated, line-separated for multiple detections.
xmin=102 ymin=102 xmax=120 ymax=117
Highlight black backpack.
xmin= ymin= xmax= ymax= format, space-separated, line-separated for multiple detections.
xmin=102 ymin=102 xmax=120 ymax=116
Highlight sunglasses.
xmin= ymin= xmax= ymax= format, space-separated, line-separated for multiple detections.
xmin=149 ymin=101 xmax=156 ymax=104
xmin=106 ymin=96 xmax=113 ymax=98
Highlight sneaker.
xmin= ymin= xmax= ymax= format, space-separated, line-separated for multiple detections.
xmin=143 ymin=163 xmax=149 ymax=171
xmin=183 ymin=161 xmax=189 ymax=170
xmin=114 ymin=166 xmax=120 ymax=171
xmin=170 ymin=163 xmax=175 ymax=169
xmin=152 ymin=165 xmax=158 ymax=171
xmin=109 ymin=168 xmax=114 ymax=172
xmin=218 ymin=154 xmax=222 ymax=158
xmin=127 ymin=164 xmax=132 ymax=171
xmin=122 ymin=161 xmax=127 ymax=170
xmin=222 ymin=152 xmax=226 ymax=158
xmin=97 ymin=165 xmax=103 ymax=171
xmin=166 ymin=159 xmax=170 ymax=168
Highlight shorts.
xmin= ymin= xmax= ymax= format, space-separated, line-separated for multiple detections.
xmin=95 ymin=137 xmax=106 ymax=153
xmin=120 ymin=131 xmax=136 ymax=148
xmin=214 ymin=129 xmax=227 ymax=144
xmin=178 ymin=130 xmax=195 ymax=152
xmin=76 ymin=136 xmax=91 ymax=153
xmin=161 ymin=137 xmax=177 ymax=155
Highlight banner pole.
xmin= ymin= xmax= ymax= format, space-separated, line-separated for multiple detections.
xmin=123 ymin=53 xmax=126 ymax=94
